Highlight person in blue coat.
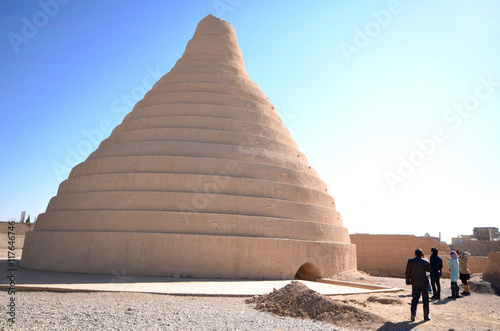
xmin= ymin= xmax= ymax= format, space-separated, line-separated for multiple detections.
xmin=447 ymin=251 xmax=460 ymax=299
xmin=429 ymin=247 xmax=443 ymax=300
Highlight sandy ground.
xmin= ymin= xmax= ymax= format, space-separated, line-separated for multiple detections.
xmin=1 ymin=270 xmax=498 ymax=330
xmin=326 ymin=270 xmax=500 ymax=330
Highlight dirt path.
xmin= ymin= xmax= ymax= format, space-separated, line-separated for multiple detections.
xmin=326 ymin=271 xmax=500 ymax=330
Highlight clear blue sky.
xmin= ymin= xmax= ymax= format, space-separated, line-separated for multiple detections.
xmin=1 ymin=0 xmax=499 ymax=244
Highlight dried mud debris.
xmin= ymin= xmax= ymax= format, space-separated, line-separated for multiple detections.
xmin=366 ymin=295 xmax=404 ymax=305
xmin=246 ymin=281 xmax=388 ymax=330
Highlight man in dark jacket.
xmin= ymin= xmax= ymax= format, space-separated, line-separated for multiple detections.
xmin=429 ymin=247 xmax=443 ymax=300
xmin=406 ymin=248 xmax=431 ymax=322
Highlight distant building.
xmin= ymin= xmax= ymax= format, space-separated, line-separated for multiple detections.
xmin=473 ymin=227 xmax=500 ymax=241
xmin=424 ymin=232 xmax=443 ymax=243
xmin=451 ymin=227 xmax=500 ymax=256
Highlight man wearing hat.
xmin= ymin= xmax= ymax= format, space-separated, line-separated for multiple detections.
xmin=406 ymin=248 xmax=432 ymax=322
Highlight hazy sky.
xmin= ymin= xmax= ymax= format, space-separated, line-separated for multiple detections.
xmin=1 ymin=0 xmax=499 ymax=244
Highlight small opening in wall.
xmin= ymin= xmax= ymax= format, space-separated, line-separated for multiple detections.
xmin=294 ymin=262 xmax=321 ymax=281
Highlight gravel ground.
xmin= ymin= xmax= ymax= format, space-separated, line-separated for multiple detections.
xmin=1 ymin=291 xmax=349 ymax=331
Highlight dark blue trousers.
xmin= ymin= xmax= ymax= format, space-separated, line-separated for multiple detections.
xmin=431 ymin=276 xmax=441 ymax=297
xmin=411 ymin=285 xmax=430 ymax=318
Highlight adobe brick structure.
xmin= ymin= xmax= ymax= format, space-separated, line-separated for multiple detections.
xmin=351 ymin=234 xmax=493 ymax=277
xmin=483 ymin=252 xmax=500 ymax=286
xmin=0 ymin=222 xmax=34 ymax=236
xmin=467 ymin=256 xmax=489 ymax=274
xmin=20 ymin=15 xmax=356 ymax=280
xmin=351 ymin=234 xmax=451 ymax=277
xmin=0 ymin=222 xmax=34 ymax=249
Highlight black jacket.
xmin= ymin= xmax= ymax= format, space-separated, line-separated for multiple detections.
xmin=430 ymin=253 xmax=443 ymax=278
xmin=405 ymin=257 xmax=431 ymax=287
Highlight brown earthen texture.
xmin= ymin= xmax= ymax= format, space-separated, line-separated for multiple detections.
xmin=0 ymin=222 xmax=34 ymax=236
xmin=483 ymin=252 xmax=500 ymax=286
xmin=0 ymin=222 xmax=34 ymax=249
xmin=467 ymin=256 xmax=489 ymax=274
xmin=350 ymin=234 xmax=451 ymax=277
xmin=20 ymin=15 xmax=356 ymax=279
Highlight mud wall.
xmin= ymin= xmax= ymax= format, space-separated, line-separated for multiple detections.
xmin=467 ymin=256 xmax=489 ymax=274
xmin=351 ymin=234 xmax=493 ymax=278
xmin=351 ymin=234 xmax=451 ymax=278
xmin=483 ymin=252 xmax=500 ymax=286
xmin=0 ymin=222 xmax=34 ymax=248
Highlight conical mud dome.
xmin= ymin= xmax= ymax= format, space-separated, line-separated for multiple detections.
xmin=21 ymin=15 xmax=356 ymax=279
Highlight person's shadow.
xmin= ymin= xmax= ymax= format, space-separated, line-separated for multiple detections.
xmin=374 ymin=293 xmax=441 ymax=329
xmin=377 ymin=320 xmax=426 ymax=330
xmin=432 ymin=296 xmax=457 ymax=305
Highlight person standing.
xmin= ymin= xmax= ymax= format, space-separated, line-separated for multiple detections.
xmin=429 ymin=247 xmax=443 ymax=300
xmin=447 ymin=251 xmax=460 ymax=299
xmin=406 ymin=248 xmax=431 ymax=322
xmin=422 ymin=253 xmax=433 ymax=294
xmin=459 ymin=251 xmax=471 ymax=295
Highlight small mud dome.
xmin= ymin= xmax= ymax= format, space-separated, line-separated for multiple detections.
xmin=246 ymin=281 xmax=388 ymax=330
